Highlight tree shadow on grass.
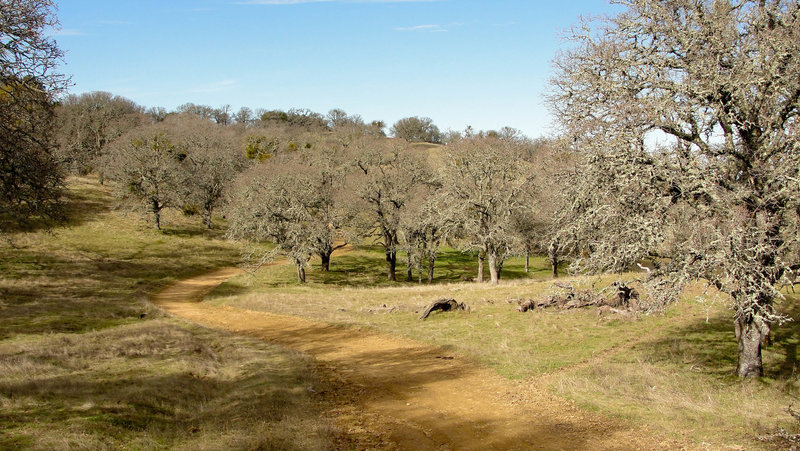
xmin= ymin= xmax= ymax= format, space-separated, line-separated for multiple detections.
xmin=308 ymin=247 xmax=553 ymax=288
xmin=638 ymin=312 xmax=738 ymax=377
xmin=0 ymin=178 xmax=111 ymax=235
xmin=204 ymin=278 xmax=251 ymax=300
xmin=635 ymin=298 xmax=800 ymax=380
xmin=0 ymin=239 xmax=239 ymax=339
xmin=158 ymin=225 xmax=227 ymax=239
xmin=770 ymin=298 xmax=800 ymax=379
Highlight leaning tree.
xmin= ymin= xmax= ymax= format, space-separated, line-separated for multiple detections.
xmin=549 ymin=0 xmax=800 ymax=377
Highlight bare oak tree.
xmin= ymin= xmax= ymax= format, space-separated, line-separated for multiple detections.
xmin=439 ymin=136 xmax=535 ymax=284
xmin=549 ymin=0 xmax=800 ymax=377
xmin=350 ymin=136 xmax=427 ymax=281
xmin=306 ymin=135 xmax=352 ymax=271
xmin=227 ymin=154 xmax=348 ymax=282
xmin=168 ymin=115 xmax=247 ymax=228
xmin=529 ymin=137 xmax=578 ymax=278
xmin=391 ymin=116 xmax=442 ymax=144
xmin=54 ymin=91 xmax=144 ymax=179
xmin=103 ymin=124 xmax=186 ymax=229
xmin=399 ymin=191 xmax=457 ymax=283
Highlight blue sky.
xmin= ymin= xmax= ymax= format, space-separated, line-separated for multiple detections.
xmin=53 ymin=0 xmax=615 ymax=138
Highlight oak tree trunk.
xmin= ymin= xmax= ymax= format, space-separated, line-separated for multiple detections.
xmin=386 ymin=249 xmax=396 ymax=282
xmin=202 ymin=209 xmax=213 ymax=229
xmin=427 ymin=253 xmax=436 ymax=284
xmin=497 ymin=256 xmax=504 ymax=281
xmin=296 ymin=264 xmax=306 ymax=283
xmin=550 ymin=253 xmax=559 ymax=278
xmin=487 ymin=249 xmax=500 ymax=285
xmin=548 ymin=243 xmax=559 ymax=278
xmin=320 ymin=252 xmax=331 ymax=271
xmin=477 ymin=250 xmax=485 ymax=283
xmin=152 ymin=200 xmax=161 ymax=230
xmin=735 ymin=316 xmax=768 ymax=378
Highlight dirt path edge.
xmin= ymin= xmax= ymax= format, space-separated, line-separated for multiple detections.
xmin=153 ymin=267 xmax=693 ymax=451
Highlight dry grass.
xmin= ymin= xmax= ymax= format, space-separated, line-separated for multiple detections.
xmin=0 ymin=177 xmax=346 ymax=450
xmin=0 ymin=321 xmax=336 ymax=450
xmin=214 ymin=253 xmax=800 ymax=449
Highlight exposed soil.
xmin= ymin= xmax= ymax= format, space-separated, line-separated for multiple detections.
xmin=153 ymin=267 xmax=695 ymax=450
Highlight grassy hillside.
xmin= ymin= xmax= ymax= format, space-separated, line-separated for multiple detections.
xmin=212 ymin=247 xmax=800 ymax=449
xmin=5 ymin=176 xmax=800 ymax=449
xmin=0 ymin=178 xmax=349 ymax=449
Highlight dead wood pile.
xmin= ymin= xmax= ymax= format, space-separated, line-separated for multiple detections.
xmin=418 ymin=298 xmax=470 ymax=320
xmin=516 ymin=281 xmax=639 ymax=314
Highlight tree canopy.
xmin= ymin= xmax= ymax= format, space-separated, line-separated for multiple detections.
xmin=0 ymin=0 xmax=68 ymax=230
xmin=549 ymin=0 xmax=800 ymax=378
xmin=390 ymin=116 xmax=442 ymax=144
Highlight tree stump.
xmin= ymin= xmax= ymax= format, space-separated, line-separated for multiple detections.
xmin=518 ymin=299 xmax=536 ymax=312
xmin=418 ymin=298 xmax=470 ymax=320
xmin=610 ymin=281 xmax=639 ymax=308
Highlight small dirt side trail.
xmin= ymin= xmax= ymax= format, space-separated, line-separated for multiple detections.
xmin=154 ymin=268 xmax=691 ymax=450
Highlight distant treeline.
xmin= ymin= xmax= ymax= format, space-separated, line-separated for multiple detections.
xmin=52 ymin=91 xmax=562 ymax=286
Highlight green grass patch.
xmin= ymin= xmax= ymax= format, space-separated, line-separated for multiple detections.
xmin=228 ymin=244 xmax=557 ymax=290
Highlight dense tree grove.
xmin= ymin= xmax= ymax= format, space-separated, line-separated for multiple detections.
xmin=55 ymin=91 xmax=144 ymax=179
xmin=72 ymin=96 xmax=541 ymax=284
xmin=0 ymin=0 xmax=67 ymax=229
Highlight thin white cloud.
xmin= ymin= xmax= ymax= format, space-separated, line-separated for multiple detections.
xmin=395 ymin=24 xmax=447 ymax=32
xmin=52 ymin=28 xmax=87 ymax=36
xmin=191 ymin=79 xmax=238 ymax=94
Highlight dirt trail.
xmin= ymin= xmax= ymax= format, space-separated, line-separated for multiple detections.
xmin=154 ymin=268 xmax=688 ymax=450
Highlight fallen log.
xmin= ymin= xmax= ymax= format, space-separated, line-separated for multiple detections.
xmin=418 ymin=298 xmax=470 ymax=320
xmin=518 ymin=281 xmax=640 ymax=313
